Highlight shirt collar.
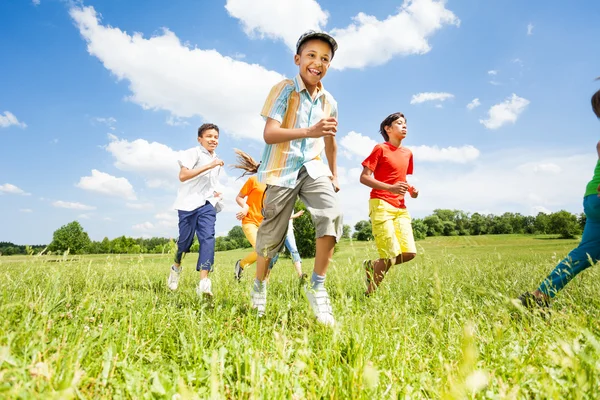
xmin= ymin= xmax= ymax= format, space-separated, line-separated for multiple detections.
xmin=294 ymin=74 xmax=325 ymax=99
xmin=198 ymin=145 xmax=216 ymax=158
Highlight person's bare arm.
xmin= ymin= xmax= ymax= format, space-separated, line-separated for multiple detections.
xmin=359 ymin=166 xmax=409 ymax=195
xmin=235 ymin=193 xmax=249 ymax=220
xmin=179 ymin=159 xmax=223 ymax=182
xmin=324 ymin=136 xmax=340 ymax=192
xmin=263 ymin=117 xmax=338 ymax=144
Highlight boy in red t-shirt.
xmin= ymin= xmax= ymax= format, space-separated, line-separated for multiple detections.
xmin=360 ymin=112 xmax=419 ymax=295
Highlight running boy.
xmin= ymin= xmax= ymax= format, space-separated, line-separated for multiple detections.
xmin=360 ymin=112 xmax=419 ymax=295
xmin=252 ymin=30 xmax=343 ymax=326
xmin=518 ymin=86 xmax=600 ymax=308
xmin=167 ymin=123 xmax=224 ymax=298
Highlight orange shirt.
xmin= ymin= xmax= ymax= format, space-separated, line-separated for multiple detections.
xmin=362 ymin=142 xmax=413 ymax=209
xmin=239 ymin=176 xmax=267 ymax=226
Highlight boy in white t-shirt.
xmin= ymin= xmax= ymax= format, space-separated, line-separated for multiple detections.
xmin=167 ymin=123 xmax=224 ymax=298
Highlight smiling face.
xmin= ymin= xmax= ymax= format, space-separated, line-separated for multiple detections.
xmin=197 ymin=128 xmax=219 ymax=154
xmin=294 ymin=39 xmax=333 ymax=92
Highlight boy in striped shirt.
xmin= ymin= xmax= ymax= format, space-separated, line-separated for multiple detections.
xmin=251 ymin=30 xmax=343 ymax=326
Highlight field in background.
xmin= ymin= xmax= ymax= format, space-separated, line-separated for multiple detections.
xmin=1 ymin=235 xmax=599 ymax=398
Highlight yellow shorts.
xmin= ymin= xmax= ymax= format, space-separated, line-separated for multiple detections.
xmin=369 ymin=198 xmax=416 ymax=260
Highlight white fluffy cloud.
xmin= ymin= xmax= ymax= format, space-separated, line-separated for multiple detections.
xmin=0 ymin=111 xmax=27 ymax=129
xmin=70 ymin=6 xmax=284 ymax=140
xmin=225 ymin=0 xmax=328 ymax=50
xmin=76 ymin=169 xmax=137 ymax=200
xmin=409 ymin=145 xmax=480 ymax=163
xmin=467 ymin=98 xmax=481 ymax=110
xmin=20 ymin=209 xmax=33 ymax=213
xmin=0 ymin=183 xmax=30 ymax=195
xmin=479 ymin=94 xmax=530 ymax=129
xmin=517 ymin=162 xmax=562 ymax=174
xmin=105 ymin=134 xmax=182 ymax=188
xmin=227 ymin=0 xmax=459 ymax=70
xmin=487 ymin=70 xmax=497 ymax=76
xmin=339 ymin=131 xmax=480 ymax=163
xmin=339 ymin=131 xmax=378 ymax=158
xmin=32 ymin=0 xmax=40 ymax=5
xmin=410 ymin=92 xmax=454 ymax=104
xmin=52 ymin=201 xmax=96 ymax=210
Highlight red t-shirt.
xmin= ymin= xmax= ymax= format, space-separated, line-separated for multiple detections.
xmin=361 ymin=142 xmax=413 ymax=209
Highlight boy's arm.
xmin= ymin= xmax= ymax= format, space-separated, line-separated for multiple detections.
xmin=324 ymin=136 xmax=340 ymax=192
xmin=179 ymin=158 xmax=223 ymax=183
xmin=263 ymin=117 xmax=338 ymax=144
xmin=290 ymin=210 xmax=305 ymax=220
xmin=359 ymin=167 xmax=409 ymax=195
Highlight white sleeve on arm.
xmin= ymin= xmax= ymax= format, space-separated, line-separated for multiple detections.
xmin=178 ymin=148 xmax=198 ymax=169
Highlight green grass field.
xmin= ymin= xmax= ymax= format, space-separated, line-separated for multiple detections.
xmin=1 ymin=235 xmax=599 ymax=399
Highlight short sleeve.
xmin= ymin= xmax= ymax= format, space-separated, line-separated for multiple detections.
xmin=239 ymin=176 xmax=255 ymax=197
xmin=178 ymin=148 xmax=199 ymax=170
xmin=260 ymin=80 xmax=294 ymax=123
xmin=361 ymin=145 xmax=383 ymax=172
xmin=407 ymin=151 xmax=413 ymax=175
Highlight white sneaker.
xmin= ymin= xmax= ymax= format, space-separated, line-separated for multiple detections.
xmin=305 ymin=285 xmax=335 ymax=327
xmin=196 ymin=278 xmax=213 ymax=298
xmin=251 ymin=282 xmax=267 ymax=317
xmin=167 ymin=266 xmax=181 ymax=291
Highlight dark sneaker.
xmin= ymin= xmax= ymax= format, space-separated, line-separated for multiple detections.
xmin=518 ymin=292 xmax=550 ymax=309
xmin=234 ymin=259 xmax=243 ymax=281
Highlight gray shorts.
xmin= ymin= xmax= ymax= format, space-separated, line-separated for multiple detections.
xmin=256 ymin=167 xmax=343 ymax=258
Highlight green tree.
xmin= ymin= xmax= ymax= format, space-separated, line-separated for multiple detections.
xmin=534 ymin=212 xmax=551 ymax=234
xmin=469 ymin=213 xmax=488 ymax=235
xmin=412 ymin=218 xmax=427 ymax=240
xmin=227 ymin=226 xmax=251 ymax=249
xmin=49 ymin=221 xmax=91 ymax=254
xmin=352 ymin=220 xmax=374 ymax=241
xmin=342 ymin=224 xmax=352 ymax=239
xmin=549 ymin=210 xmax=582 ymax=239
xmin=423 ymin=215 xmax=444 ymax=236
xmin=293 ymin=200 xmax=317 ymax=258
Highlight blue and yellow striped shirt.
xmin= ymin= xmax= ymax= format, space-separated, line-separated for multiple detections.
xmin=256 ymin=74 xmax=338 ymax=188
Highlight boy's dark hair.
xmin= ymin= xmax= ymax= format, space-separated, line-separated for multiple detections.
xmin=231 ymin=149 xmax=260 ymax=177
xmin=593 ymin=78 xmax=600 ymax=119
xmin=379 ymin=112 xmax=406 ymax=142
xmin=198 ymin=123 xmax=219 ymax=137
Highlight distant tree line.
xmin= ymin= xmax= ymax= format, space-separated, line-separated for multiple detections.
xmin=352 ymin=209 xmax=585 ymax=242
xmin=1 ymin=208 xmax=585 ymax=256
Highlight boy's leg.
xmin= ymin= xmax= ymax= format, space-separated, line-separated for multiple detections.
xmin=367 ymin=199 xmax=400 ymax=293
xmin=391 ymin=209 xmax=417 ymax=268
xmin=255 ymin=186 xmax=298 ymax=281
xmin=253 ymin=184 xmax=298 ymax=315
xmin=536 ymin=216 xmax=600 ymax=297
xmin=298 ymin=170 xmax=342 ymax=325
xmin=174 ymin=209 xmax=197 ymax=267
xmin=195 ymin=203 xmax=217 ymax=281
xmin=168 ymin=209 xmax=196 ymax=291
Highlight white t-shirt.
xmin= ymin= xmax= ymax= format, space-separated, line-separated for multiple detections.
xmin=173 ymin=146 xmax=224 ymax=212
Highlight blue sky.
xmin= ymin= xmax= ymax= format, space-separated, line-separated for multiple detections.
xmin=1 ymin=0 xmax=599 ymax=245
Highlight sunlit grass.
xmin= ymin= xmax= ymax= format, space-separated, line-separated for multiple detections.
xmin=1 ymin=235 xmax=599 ymax=398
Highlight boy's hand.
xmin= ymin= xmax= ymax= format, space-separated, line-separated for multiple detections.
xmin=597 ymin=183 xmax=600 ymax=198
xmin=211 ymin=159 xmax=224 ymax=168
xmin=214 ymin=191 xmax=222 ymax=199
xmin=388 ymin=181 xmax=409 ymax=195
xmin=308 ymin=117 xmax=337 ymax=138
xmin=330 ymin=176 xmax=340 ymax=192
xmin=410 ymin=188 xmax=419 ymax=198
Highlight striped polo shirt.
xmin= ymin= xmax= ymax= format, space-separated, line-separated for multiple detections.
xmin=256 ymin=74 xmax=338 ymax=188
